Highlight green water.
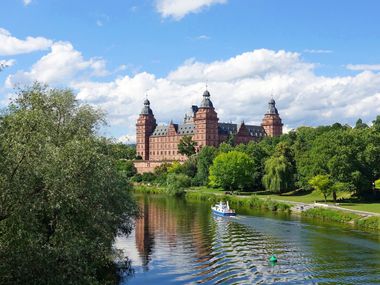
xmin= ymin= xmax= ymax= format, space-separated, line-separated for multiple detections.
xmin=116 ymin=194 xmax=380 ymax=284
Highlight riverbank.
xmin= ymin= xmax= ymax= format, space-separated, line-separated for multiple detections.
xmin=133 ymin=184 xmax=380 ymax=231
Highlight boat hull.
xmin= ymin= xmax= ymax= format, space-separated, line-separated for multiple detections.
xmin=212 ymin=208 xmax=236 ymax=216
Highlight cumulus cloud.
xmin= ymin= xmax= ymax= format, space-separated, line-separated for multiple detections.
xmin=0 ymin=28 xmax=52 ymax=56
xmin=23 ymin=0 xmax=32 ymax=6
xmin=156 ymin=0 xmax=227 ymax=20
xmin=6 ymin=41 xmax=109 ymax=87
xmin=5 ymin=47 xmax=380 ymax=143
xmin=168 ymin=49 xmax=314 ymax=83
xmin=346 ymin=64 xmax=380 ymax=71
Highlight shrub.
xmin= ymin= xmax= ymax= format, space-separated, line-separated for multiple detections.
xmin=166 ymin=173 xmax=191 ymax=196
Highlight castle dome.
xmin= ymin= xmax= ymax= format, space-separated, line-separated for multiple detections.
xmin=140 ymin=98 xmax=153 ymax=115
xmin=266 ymin=98 xmax=278 ymax=115
xmin=200 ymin=89 xmax=214 ymax=108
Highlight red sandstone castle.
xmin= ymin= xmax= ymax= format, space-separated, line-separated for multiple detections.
xmin=135 ymin=90 xmax=283 ymax=173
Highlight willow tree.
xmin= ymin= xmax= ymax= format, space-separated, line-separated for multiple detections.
xmin=0 ymin=83 xmax=138 ymax=284
xmin=262 ymin=155 xmax=294 ymax=193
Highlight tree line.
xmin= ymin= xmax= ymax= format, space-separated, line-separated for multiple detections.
xmin=130 ymin=118 xmax=380 ymax=201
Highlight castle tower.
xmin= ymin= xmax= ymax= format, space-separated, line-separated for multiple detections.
xmin=136 ymin=99 xmax=156 ymax=160
xmin=194 ymin=90 xmax=219 ymax=148
xmin=261 ymin=99 xmax=283 ymax=137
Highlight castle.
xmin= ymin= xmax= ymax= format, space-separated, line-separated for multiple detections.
xmin=134 ymin=90 xmax=283 ymax=173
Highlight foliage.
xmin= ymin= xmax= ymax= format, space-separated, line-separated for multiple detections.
xmin=262 ymin=142 xmax=295 ymax=193
xmin=309 ymin=175 xmax=332 ymax=202
xmin=116 ymin=160 xmax=137 ymax=177
xmin=178 ymin=135 xmax=197 ymax=157
xmin=194 ymin=146 xmax=218 ymax=185
xmin=375 ymin=179 xmax=380 ymax=190
xmin=108 ymin=142 xmax=136 ymax=160
xmin=209 ymin=151 xmax=255 ymax=191
xmin=0 ymin=84 xmax=139 ymax=284
xmin=166 ymin=173 xmax=191 ymax=196
xmin=153 ymin=162 xmax=171 ymax=185
xmin=168 ymin=158 xmax=197 ymax=178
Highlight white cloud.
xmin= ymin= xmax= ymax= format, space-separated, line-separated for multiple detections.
xmin=156 ymin=0 xmax=227 ymax=20
xmin=6 ymin=41 xmax=109 ymax=87
xmin=5 ymin=47 xmax=380 ymax=143
xmin=346 ymin=64 xmax=380 ymax=71
xmin=0 ymin=28 xmax=52 ymax=56
xmin=23 ymin=0 xmax=32 ymax=6
xmin=196 ymin=35 xmax=210 ymax=40
xmin=168 ymin=49 xmax=314 ymax=83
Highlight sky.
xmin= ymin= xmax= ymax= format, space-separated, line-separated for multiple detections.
xmin=1 ymin=0 xmax=380 ymax=142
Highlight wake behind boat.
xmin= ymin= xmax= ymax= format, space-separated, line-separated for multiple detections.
xmin=211 ymin=201 xmax=236 ymax=216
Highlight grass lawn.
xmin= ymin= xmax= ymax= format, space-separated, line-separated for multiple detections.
xmin=338 ymin=203 xmax=380 ymax=214
xmin=255 ymin=189 xmax=346 ymax=204
xmin=186 ymin=186 xmax=380 ymax=214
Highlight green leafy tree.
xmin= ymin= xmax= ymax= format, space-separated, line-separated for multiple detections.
xmin=178 ymin=135 xmax=197 ymax=157
xmin=372 ymin=115 xmax=380 ymax=131
xmin=262 ymin=142 xmax=295 ymax=193
xmin=209 ymin=151 xmax=255 ymax=191
xmin=218 ymin=142 xmax=234 ymax=153
xmin=194 ymin=146 xmax=218 ymax=185
xmin=330 ymin=181 xmax=350 ymax=203
xmin=0 ymin=84 xmax=138 ymax=284
xmin=309 ymin=174 xmax=333 ymax=202
xmin=262 ymin=155 xmax=294 ymax=193
xmin=355 ymin=118 xmax=369 ymax=129
xmin=116 ymin=159 xmax=137 ymax=178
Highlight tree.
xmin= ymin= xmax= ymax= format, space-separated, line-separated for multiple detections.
xmin=209 ymin=151 xmax=255 ymax=191
xmin=262 ymin=155 xmax=294 ymax=193
xmin=0 ymin=84 xmax=138 ymax=284
xmin=309 ymin=175 xmax=332 ymax=202
xmin=178 ymin=135 xmax=197 ymax=157
xmin=116 ymin=159 xmax=137 ymax=178
xmin=330 ymin=181 xmax=350 ymax=203
xmin=355 ymin=118 xmax=368 ymax=129
xmin=372 ymin=115 xmax=380 ymax=131
xmin=194 ymin=146 xmax=218 ymax=185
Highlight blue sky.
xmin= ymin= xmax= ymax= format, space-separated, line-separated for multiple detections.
xmin=1 ymin=0 xmax=380 ymax=141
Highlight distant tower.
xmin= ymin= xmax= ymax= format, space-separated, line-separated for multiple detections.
xmin=136 ymin=99 xmax=156 ymax=160
xmin=194 ymin=90 xmax=219 ymax=148
xmin=261 ymin=99 xmax=283 ymax=137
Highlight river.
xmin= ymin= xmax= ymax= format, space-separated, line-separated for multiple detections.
xmin=116 ymin=194 xmax=380 ymax=284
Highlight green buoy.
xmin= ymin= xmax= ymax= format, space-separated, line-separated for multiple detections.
xmin=269 ymin=255 xmax=277 ymax=263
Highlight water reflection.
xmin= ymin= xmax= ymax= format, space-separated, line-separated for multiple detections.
xmin=117 ymin=194 xmax=380 ymax=284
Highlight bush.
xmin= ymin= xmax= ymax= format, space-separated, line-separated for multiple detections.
xmin=166 ymin=173 xmax=192 ymax=197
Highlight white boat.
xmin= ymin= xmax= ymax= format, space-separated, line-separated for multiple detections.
xmin=211 ymin=201 xmax=236 ymax=216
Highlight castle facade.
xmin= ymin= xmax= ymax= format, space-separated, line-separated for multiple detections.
xmin=135 ymin=90 xmax=283 ymax=173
